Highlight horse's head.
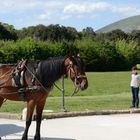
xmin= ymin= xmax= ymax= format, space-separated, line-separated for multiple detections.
xmin=64 ymin=56 xmax=88 ymax=91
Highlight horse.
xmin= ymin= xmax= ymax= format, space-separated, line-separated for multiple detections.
xmin=0 ymin=56 xmax=88 ymax=140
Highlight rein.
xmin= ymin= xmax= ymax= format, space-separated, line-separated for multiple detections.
xmin=24 ymin=64 xmax=48 ymax=93
xmin=53 ymin=63 xmax=86 ymax=97
xmin=0 ymin=63 xmax=48 ymax=96
xmin=54 ymin=83 xmax=62 ymax=91
xmin=53 ymin=80 xmax=79 ymax=97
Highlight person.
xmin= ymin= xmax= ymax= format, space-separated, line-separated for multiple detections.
xmin=130 ymin=66 xmax=140 ymax=108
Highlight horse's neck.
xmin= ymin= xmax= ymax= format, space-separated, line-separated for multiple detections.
xmin=38 ymin=58 xmax=65 ymax=88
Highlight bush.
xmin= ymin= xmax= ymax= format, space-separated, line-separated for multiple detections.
xmin=115 ymin=39 xmax=140 ymax=69
xmin=0 ymin=38 xmax=78 ymax=63
xmin=0 ymin=37 xmax=140 ymax=71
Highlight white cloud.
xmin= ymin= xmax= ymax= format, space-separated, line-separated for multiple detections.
xmin=63 ymin=4 xmax=86 ymax=14
xmin=0 ymin=0 xmax=66 ymax=14
xmin=43 ymin=1 xmax=64 ymax=9
xmin=89 ymin=2 xmax=111 ymax=11
xmin=38 ymin=12 xmax=52 ymax=20
xmin=63 ymin=2 xmax=111 ymax=14
xmin=1 ymin=0 xmax=140 ymax=17
xmin=111 ymin=6 xmax=140 ymax=16
xmin=60 ymin=15 xmax=72 ymax=20
xmin=63 ymin=1 xmax=140 ymax=16
xmin=0 ymin=0 xmax=42 ymax=13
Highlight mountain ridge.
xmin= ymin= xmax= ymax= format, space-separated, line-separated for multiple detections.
xmin=96 ymin=15 xmax=140 ymax=33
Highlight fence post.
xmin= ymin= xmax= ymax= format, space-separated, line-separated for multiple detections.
xmin=61 ymin=76 xmax=66 ymax=112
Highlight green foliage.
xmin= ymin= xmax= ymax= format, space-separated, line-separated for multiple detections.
xmin=0 ymin=36 xmax=140 ymax=71
xmin=75 ymin=38 xmax=127 ymax=71
xmin=1 ymin=22 xmax=140 ymax=71
xmin=0 ymin=37 xmax=78 ymax=63
xmin=104 ymin=29 xmax=128 ymax=41
xmin=0 ymin=23 xmax=18 ymax=40
xmin=115 ymin=40 xmax=140 ymax=68
xmin=18 ymin=24 xmax=79 ymax=41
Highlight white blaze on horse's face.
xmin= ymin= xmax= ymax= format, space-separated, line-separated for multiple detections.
xmin=69 ymin=61 xmax=72 ymax=65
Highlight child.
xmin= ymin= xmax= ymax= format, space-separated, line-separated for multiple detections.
xmin=130 ymin=66 xmax=140 ymax=108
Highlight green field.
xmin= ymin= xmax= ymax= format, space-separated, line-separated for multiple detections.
xmin=0 ymin=71 xmax=133 ymax=113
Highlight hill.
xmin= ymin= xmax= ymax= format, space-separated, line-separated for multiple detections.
xmin=96 ymin=15 xmax=140 ymax=33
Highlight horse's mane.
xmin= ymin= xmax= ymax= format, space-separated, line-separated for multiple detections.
xmin=39 ymin=57 xmax=66 ymax=88
xmin=26 ymin=57 xmax=66 ymax=89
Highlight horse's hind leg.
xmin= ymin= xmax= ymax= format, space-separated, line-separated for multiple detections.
xmin=0 ymin=97 xmax=4 ymax=107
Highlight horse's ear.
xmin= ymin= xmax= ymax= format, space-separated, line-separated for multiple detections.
xmin=68 ymin=56 xmax=74 ymax=60
xmin=71 ymin=54 xmax=80 ymax=58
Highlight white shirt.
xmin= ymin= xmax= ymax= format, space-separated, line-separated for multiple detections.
xmin=130 ymin=74 xmax=140 ymax=87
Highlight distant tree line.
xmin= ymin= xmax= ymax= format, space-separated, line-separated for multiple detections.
xmin=0 ymin=22 xmax=140 ymax=71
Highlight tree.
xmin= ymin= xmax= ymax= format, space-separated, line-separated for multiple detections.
xmin=130 ymin=30 xmax=140 ymax=45
xmin=18 ymin=24 xmax=78 ymax=42
xmin=82 ymin=27 xmax=96 ymax=37
xmin=104 ymin=29 xmax=127 ymax=41
xmin=0 ymin=23 xmax=18 ymax=40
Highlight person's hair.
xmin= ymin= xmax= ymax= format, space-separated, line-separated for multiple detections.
xmin=131 ymin=66 xmax=138 ymax=71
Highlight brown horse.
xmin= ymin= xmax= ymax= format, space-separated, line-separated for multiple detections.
xmin=0 ymin=56 xmax=88 ymax=140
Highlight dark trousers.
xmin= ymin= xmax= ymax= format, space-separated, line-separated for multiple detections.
xmin=131 ymin=87 xmax=139 ymax=108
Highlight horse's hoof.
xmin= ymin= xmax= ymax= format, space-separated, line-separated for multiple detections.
xmin=21 ymin=136 xmax=27 ymax=140
xmin=34 ymin=136 xmax=41 ymax=140
xmin=22 ymin=138 xmax=27 ymax=140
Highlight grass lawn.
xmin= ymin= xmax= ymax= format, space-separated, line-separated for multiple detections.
xmin=0 ymin=71 xmax=133 ymax=113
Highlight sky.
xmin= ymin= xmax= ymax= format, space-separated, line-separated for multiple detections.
xmin=0 ymin=0 xmax=140 ymax=31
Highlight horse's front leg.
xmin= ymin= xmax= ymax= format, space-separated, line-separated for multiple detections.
xmin=0 ymin=97 xmax=4 ymax=107
xmin=22 ymin=100 xmax=35 ymax=140
xmin=34 ymin=98 xmax=47 ymax=140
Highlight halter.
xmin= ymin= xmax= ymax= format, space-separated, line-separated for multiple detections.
xmin=67 ymin=62 xmax=87 ymax=96
xmin=67 ymin=63 xmax=86 ymax=83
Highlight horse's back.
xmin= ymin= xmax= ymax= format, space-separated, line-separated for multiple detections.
xmin=0 ymin=64 xmax=15 ymax=75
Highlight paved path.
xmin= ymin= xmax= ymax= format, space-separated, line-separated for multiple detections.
xmin=0 ymin=114 xmax=140 ymax=140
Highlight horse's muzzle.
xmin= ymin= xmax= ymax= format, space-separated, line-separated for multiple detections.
xmin=79 ymin=79 xmax=88 ymax=90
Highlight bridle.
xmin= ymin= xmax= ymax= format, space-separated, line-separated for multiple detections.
xmin=54 ymin=58 xmax=87 ymax=96
xmin=66 ymin=61 xmax=87 ymax=96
